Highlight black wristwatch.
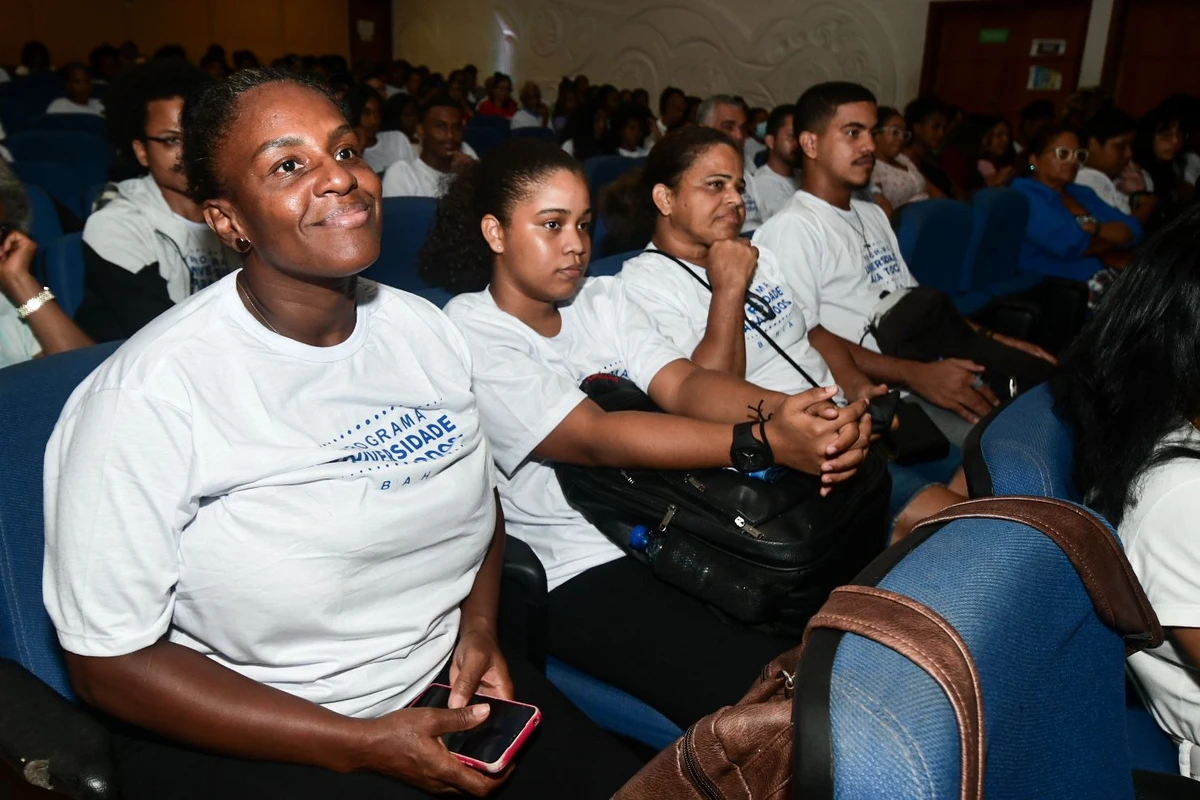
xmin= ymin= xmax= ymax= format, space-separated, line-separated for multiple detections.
xmin=731 ymin=420 xmax=774 ymax=473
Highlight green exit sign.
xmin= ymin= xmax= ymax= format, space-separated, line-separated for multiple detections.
xmin=979 ymin=28 xmax=1010 ymax=44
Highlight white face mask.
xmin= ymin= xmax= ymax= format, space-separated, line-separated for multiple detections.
xmin=755 ymin=121 xmax=767 ymax=139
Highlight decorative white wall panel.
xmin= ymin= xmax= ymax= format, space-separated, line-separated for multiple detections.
xmin=392 ymin=0 xmax=966 ymax=107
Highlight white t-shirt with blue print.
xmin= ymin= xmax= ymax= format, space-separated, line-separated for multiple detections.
xmin=44 ymin=274 xmax=497 ymax=718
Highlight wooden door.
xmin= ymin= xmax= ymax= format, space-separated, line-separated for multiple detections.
xmin=348 ymin=0 xmax=392 ymax=70
xmin=921 ymin=0 xmax=1092 ymax=125
xmin=1105 ymin=0 xmax=1200 ymax=117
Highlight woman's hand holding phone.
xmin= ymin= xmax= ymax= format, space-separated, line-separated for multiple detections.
xmin=360 ymin=703 xmax=507 ymax=796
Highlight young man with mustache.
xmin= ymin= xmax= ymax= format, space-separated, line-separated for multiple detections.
xmin=77 ymin=60 xmax=241 ymax=341
xmin=753 ymin=82 xmax=1053 ymax=445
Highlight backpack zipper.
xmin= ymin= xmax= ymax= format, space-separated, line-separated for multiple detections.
xmin=683 ymin=724 xmax=724 ymax=799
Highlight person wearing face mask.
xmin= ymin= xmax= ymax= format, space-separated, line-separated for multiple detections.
xmin=748 ymin=104 xmax=799 ymax=221
xmin=743 ymin=105 xmax=769 ymax=168
xmin=76 ymin=59 xmax=238 ymax=342
xmin=903 ymin=95 xmax=961 ymax=199
xmin=754 ymin=82 xmax=1055 ymax=446
xmin=381 ymin=96 xmax=474 ymax=198
xmin=698 ymin=94 xmax=763 ymax=232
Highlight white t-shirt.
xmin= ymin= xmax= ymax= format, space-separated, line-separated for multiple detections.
xmin=618 ymin=144 xmax=651 ymax=158
xmin=619 ymin=245 xmax=834 ymax=396
xmin=46 ymin=97 xmax=104 ymax=116
xmin=510 ymin=108 xmax=546 ymax=130
xmin=444 ymin=278 xmax=688 ymax=590
xmin=871 ymin=154 xmax=929 ymax=210
xmin=744 ymin=137 xmax=767 ymax=168
xmin=382 ymin=157 xmax=450 ymax=198
xmin=364 ymin=130 xmax=414 ymax=173
xmin=44 ymin=274 xmax=497 ymax=718
xmin=1121 ymin=424 xmax=1200 ymax=756
xmin=1185 ymin=153 xmax=1200 ymax=187
xmin=1075 ymin=165 xmax=1132 ymax=215
xmin=750 ymin=162 xmax=798 ymax=222
xmin=0 ymin=297 xmax=40 ymax=367
xmin=753 ymin=191 xmax=915 ymax=352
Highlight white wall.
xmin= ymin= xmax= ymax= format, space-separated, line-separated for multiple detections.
xmin=393 ymin=0 xmax=1110 ymax=108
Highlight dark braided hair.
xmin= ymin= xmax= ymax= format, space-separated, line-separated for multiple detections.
xmin=418 ymin=138 xmax=584 ymax=294
xmin=183 ymin=67 xmax=339 ymax=203
xmin=599 ymin=126 xmax=740 ymax=254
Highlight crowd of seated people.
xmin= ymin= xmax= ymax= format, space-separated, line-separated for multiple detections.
xmin=3 ymin=35 xmax=1200 ymax=795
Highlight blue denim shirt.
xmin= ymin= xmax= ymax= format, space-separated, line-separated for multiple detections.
xmin=1010 ymin=176 xmax=1143 ymax=281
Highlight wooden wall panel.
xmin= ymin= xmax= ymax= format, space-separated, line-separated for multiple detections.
xmin=0 ymin=0 xmax=347 ymax=68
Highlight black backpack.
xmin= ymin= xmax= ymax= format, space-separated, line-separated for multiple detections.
xmin=553 ymin=375 xmax=891 ymax=636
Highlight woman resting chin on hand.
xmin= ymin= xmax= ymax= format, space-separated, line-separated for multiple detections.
xmin=43 ymin=69 xmax=640 ymax=800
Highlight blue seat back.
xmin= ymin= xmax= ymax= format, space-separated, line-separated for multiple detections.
xmin=25 ymin=183 xmax=64 ymax=250
xmin=83 ymin=182 xmax=108 ymax=217
xmin=466 ymin=115 xmax=511 ymax=130
xmin=962 ymin=188 xmax=1032 ymax=293
xmin=964 ymin=383 xmax=1179 ymax=775
xmin=463 ymin=126 xmax=509 ymax=157
xmin=44 ymin=232 xmax=86 ymax=316
xmin=364 ymin=196 xmax=439 ymax=292
xmin=25 ymin=113 xmax=106 ymax=136
xmin=11 ymin=159 xmax=85 ymax=219
xmin=510 ymin=126 xmax=557 ymax=143
xmin=822 ymin=510 xmax=1137 ymax=798
xmin=895 ymin=199 xmax=974 ymax=296
xmin=0 ymin=73 xmax=65 ymax=114
xmin=965 ymin=383 xmax=1078 ymax=500
xmin=587 ymin=249 xmax=638 ymax=278
xmin=6 ymin=130 xmax=111 ymax=188
xmin=0 ymin=98 xmax=31 ymax=134
xmin=584 ymin=155 xmax=644 ymax=205
xmin=0 ymin=342 xmax=122 ymax=699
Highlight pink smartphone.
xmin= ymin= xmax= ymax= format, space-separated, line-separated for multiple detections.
xmin=409 ymin=683 xmax=541 ymax=773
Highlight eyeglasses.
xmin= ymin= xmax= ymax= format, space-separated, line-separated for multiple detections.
xmin=872 ymin=126 xmax=911 ymax=142
xmin=1050 ymin=147 xmax=1088 ymax=164
xmin=144 ymin=135 xmax=183 ymax=149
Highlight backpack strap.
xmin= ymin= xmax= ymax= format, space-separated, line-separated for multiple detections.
xmin=912 ymin=496 xmax=1163 ymax=653
xmin=797 ymin=585 xmax=985 ymax=800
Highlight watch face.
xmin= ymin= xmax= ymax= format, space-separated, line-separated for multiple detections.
xmin=733 ymin=446 xmax=769 ymax=472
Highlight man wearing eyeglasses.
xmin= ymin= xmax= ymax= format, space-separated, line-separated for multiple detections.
xmin=77 ymin=61 xmax=241 ymax=342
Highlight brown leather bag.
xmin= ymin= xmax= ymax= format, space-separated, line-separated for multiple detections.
xmin=613 ymin=497 xmax=1163 ymax=800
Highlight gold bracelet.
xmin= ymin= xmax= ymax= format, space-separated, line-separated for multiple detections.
xmin=16 ymin=287 xmax=54 ymax=320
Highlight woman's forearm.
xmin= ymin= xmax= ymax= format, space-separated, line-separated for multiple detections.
xmin=65 ymin=643 xmax=370 ymax=772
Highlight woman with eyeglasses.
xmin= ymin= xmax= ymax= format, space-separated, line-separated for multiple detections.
xmin=1010 ymin=125 xmax=1143 ymax=299
xmin=869 ymin=106 xmax=941 ymax=212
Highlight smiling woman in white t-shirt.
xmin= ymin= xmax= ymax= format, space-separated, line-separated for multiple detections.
xmin=1054 ymin=206 xmax=1200 ymax=780
xmin=422 ymin=137 xmax=872 ymax=728
xmin=608 ymin=126 xmax=965 ymax=539
xmin=43 ymin=69 xmax=641 ymax=800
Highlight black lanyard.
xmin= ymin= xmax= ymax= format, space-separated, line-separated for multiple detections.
xmin=646 ymin=249 xmax=821 ymax=391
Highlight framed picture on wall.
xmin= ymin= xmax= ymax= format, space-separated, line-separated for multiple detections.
xmin=1030 ymin=38 xmax=1068 ymax=56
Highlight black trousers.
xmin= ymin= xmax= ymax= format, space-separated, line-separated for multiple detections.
xmin=111 ymin=649 xmax=642 ymax=800
xmin=545 ymin=556 xmax=798 ymax=728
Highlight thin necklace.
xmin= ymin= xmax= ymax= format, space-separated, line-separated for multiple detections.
xmin=236 ymin=273 xmax=281 ymax=335
xmin=841 ymin=205 xmax=872 ymax=254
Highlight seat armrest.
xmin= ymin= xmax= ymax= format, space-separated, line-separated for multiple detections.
xmin=499 ymin=537 xmax=549 ymax=671
xmin=0 ymin=659 xmax=115 ymax=799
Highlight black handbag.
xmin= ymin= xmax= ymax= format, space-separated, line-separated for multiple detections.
xmin=553 ymin=374 xmax=891 ymax=636
xmin=870 ymin=286 xmax=1055 ymax=398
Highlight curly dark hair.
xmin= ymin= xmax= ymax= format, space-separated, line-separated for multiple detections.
xmin=1052 ymin=203 xmax=1200 ymax=525
xmin=183 ymin=67 xmax=339 ymax=203
xmin=600 ymin=126 xmax=739 ymax=255
xmin=418 ymin=138 xmax=584 ymax=294
xmin=344 ymin=82 xmax=383 ymax=127
xmin=104 ymin=59 xmax=211 ymax=170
